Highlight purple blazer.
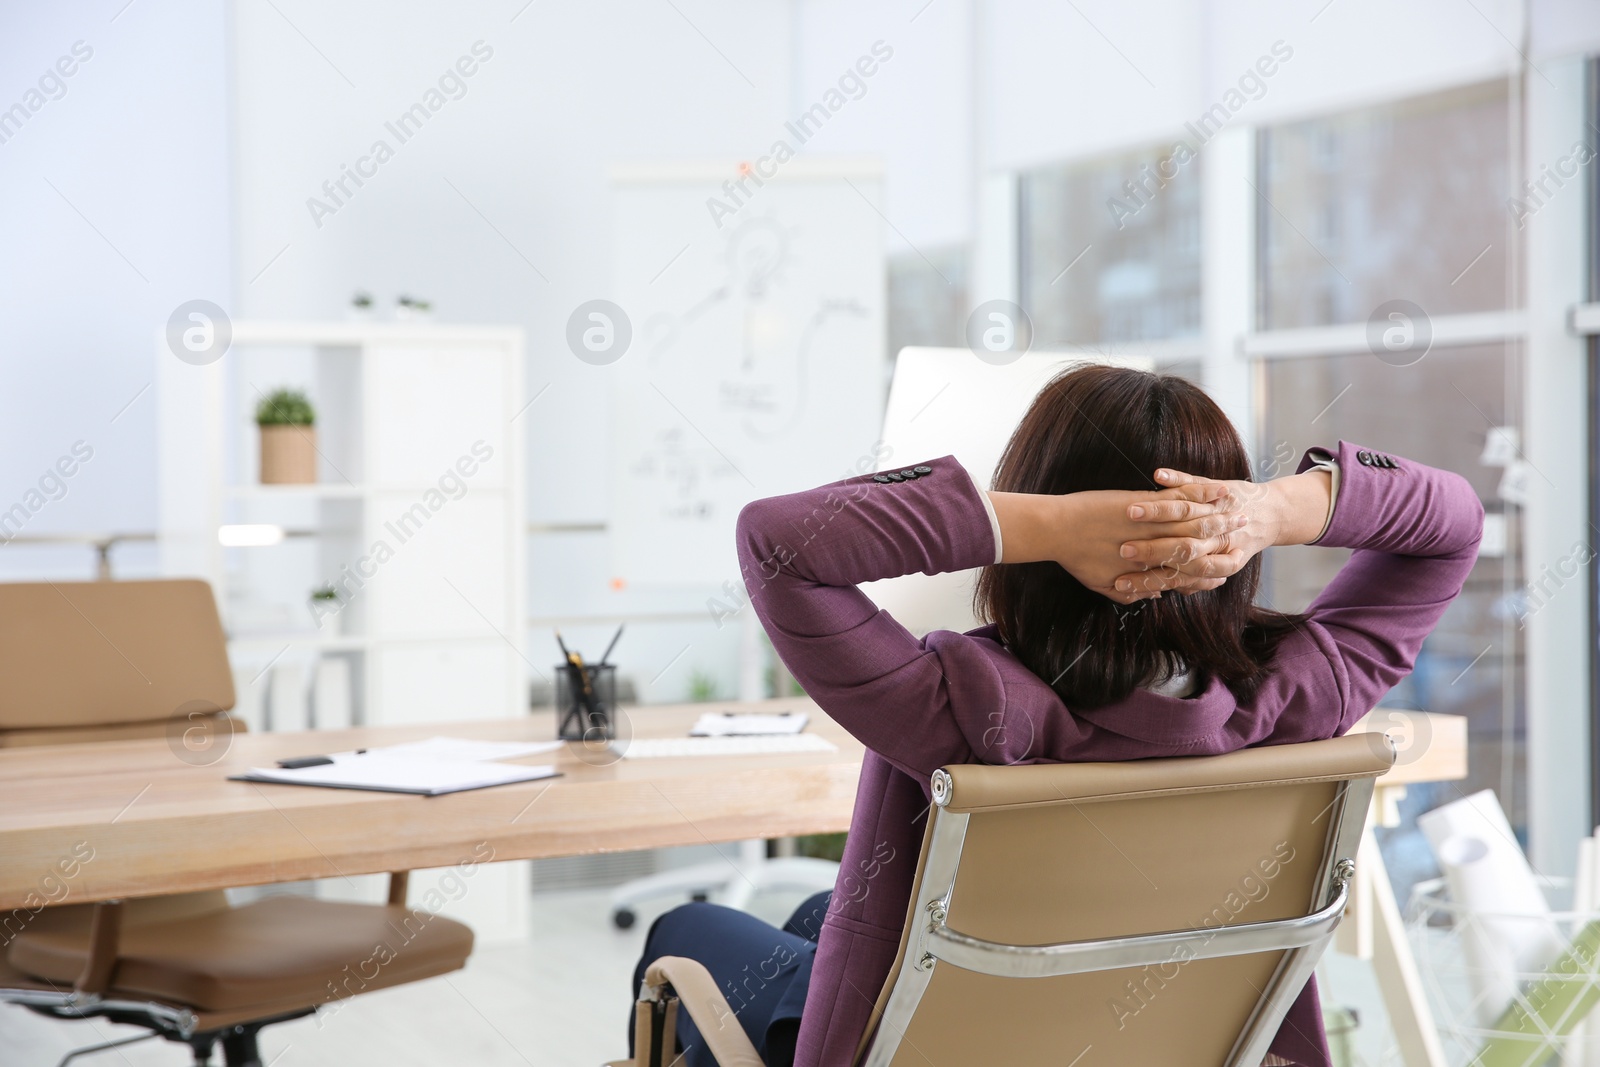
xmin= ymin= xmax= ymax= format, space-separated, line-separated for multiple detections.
xmin=735 ymin=440 xmax=1483 ymax=1067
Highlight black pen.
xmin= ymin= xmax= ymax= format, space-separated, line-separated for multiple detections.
xmin=598 ymin=623 xmax=624 ymax=666
xmin=555 ymin=629 xmax=603 ymax=726
xmin=277 ymin=748 xmax=365 ymax=769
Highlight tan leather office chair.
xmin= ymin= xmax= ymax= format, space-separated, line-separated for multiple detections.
xmin=0 ymin=579 xmax=474 ymax=1067
xmin=617 ymin=731 xmax=1394 ymax=1067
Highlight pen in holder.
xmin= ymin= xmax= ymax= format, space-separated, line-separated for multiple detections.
xmin=554 ymin=625 xmax=624 ymax=744
xmin=556 ymin=661 xmax=616 ymax=741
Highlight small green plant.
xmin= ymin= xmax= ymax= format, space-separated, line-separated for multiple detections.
xmin=794 ymin=833 xmax=847 ymax=863
xmin=351 ymin=291 xmax=373 ymax=310
xmin=308 ymin=583 xmax=343 ymax=626
xmin=764 ymin=665 xmax=809 ymax=699
xmin=255 ymin=388 xmax=315 ymax=426
xmin=686 ymin=668 xmax=720 ymax=703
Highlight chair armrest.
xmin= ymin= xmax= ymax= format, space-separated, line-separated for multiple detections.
xmin=74 ymin=900 xmax=123 ymax=995
xmin=641 ymin=956 xmax=764 ymax=1067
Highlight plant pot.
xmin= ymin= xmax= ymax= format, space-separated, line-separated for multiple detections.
xmin=312 ymin=602 xmax=343 ymax=637
xmin=259 ymin=424 xmax=317 ymax=484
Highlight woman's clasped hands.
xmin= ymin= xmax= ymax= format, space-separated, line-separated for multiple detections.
xmin=1055 ymin=469 xmax=1282 ymax=605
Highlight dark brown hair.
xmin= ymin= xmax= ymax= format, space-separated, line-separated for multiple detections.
xmin=972 ymin=363 xmax=1305 ymax=709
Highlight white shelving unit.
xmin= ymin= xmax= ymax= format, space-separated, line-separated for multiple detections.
xmin=157 ymin=320 xmax=532 ymax=940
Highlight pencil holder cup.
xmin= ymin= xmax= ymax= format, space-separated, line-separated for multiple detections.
xmin=555 ymin=663 xmax=616 ymax=742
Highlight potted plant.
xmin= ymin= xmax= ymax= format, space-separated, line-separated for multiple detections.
xmin=255 ymin=388 xmax=317 ymax=484
xmin=687 ymin=667 xmax=720 ymax=703
xmin=395 ymin=294 xmax=433 ymax=321
xmin=347 ymin=290 xmax=375 ymax=321
xmin=308 ymin=583 xmax=343 ymax=635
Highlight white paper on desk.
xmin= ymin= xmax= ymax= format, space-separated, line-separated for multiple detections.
xmin=371 ymin=737 xmax=565 ymax=762
xmin=690 ymin=712 xmax=809 ymax=736
xmin=233 ymin=754 xmax=559 ymax=796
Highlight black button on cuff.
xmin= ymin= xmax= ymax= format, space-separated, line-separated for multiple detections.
xmin=874 ymin=466 xmax=935 ymax=484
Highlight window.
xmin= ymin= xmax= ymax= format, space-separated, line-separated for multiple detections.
xmin=1255 ymin=81 xmax=1523 ymax=894
xmin=886 ymin=247 xmax=969 ymax=362
xmin=1019 ymin=144 xmax=1203 ymax=346
xmin=1257 ymin=80 xmax=1513 ymax=330
xmin=1259 ymin=346 xmax=1524 ymax=891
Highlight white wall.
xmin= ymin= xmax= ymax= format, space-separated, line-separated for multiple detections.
xmin=229 ymin=0 xmax=795 ymax=700
xmin=792 ymin=0 xmax=973 ymax=250
xmin=232 ymin=0 xmax=790 ymax=515
xmin=0 ymin=0 xmax=232 ymax=578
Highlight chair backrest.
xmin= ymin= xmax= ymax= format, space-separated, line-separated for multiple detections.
xmin=859 ymin=732 xmax=1394 ymax=1067
xmin=0 ymin=579 xmax=235 ymax=738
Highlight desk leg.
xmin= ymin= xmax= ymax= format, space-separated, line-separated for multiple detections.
xmin=1361 ymin=830 xmax=1448 ymax=1067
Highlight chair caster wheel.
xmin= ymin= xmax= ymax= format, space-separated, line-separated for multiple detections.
xmin=613 ymin=909 xmax=636 ymax=930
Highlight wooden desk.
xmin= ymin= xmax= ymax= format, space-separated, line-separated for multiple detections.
xmin=1351 ymin=707 xmax=1467 ymax=793
xmin=0 ymin=698 xmax=860 ymax=910
xmin=1 ymin=704 xmax=1460 ymax=913
xmin=2 ymin=696 xmax=1465 ymax=1063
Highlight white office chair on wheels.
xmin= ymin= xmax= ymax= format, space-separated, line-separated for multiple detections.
xmin=609 ymin=839 xmax=841 ymax=929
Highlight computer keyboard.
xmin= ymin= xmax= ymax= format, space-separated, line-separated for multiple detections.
xmin=618 ymin=734 xmax=839 ymax=759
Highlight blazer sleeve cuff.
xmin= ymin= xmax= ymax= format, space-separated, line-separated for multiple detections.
xmin=1293 ymin=439 xmax=1483 ymax=558
xmin=1296 ymin=442 xmax=1361 ymax=547
xmin=1301 ymin=447 xmax=1341 ymax=543
xmin=971 ymin=477 xmax=1004 ymax=565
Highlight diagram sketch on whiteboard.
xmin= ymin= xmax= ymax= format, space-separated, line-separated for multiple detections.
xmin=609 ymin=165 xmax=885 ymax=587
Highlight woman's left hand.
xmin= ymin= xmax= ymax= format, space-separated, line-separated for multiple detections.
xmin=1055 ymin=483 xmax=1249 ymax=603
xmin=1110 ymin=469 xmax=1281 ymax=598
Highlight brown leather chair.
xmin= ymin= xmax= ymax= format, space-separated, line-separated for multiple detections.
xmin=617 ymin=731 xmax=1394 ymax=1067
xmin=0 ymin=579 xmax=474 ymax=1066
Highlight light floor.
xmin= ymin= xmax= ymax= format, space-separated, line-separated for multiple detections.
xmin=3 ymin=885 xmax=1416 ymax=1067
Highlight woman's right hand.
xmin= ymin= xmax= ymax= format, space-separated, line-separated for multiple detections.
xmin=1111 ymin=466 xmax=1333 ymax=594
